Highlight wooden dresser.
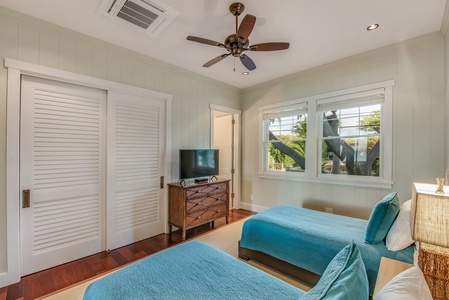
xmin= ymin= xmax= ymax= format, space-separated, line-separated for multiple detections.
xmin=168 ymin=179 xmax=230 ymax=240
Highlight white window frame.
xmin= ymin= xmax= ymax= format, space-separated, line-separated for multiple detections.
xmin=258 ymin=80 xmax=394 ymax=189
xmin=261 ymin=102 xmax=308 ymax=174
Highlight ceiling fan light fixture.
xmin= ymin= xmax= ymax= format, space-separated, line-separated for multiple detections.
xmin=242 ymin=72 xmax=249 ymax=75
xmin=367 ymin=23 xmax=379 ymax=31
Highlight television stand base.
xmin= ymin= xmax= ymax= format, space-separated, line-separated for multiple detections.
xmin=194 ymin=178 xmax=209 ymax=183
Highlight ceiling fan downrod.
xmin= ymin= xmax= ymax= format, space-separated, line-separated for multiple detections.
xmin=229 ymin=2 xmax=245 ymax=34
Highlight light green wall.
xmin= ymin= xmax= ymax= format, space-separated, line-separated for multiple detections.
xmin=0 ymin=7 xmax=240 ymax=278
xmin=241 ymin=32 xmax=446 ymax=219
xmin=445 ymin=17 xmax=449 ymax=168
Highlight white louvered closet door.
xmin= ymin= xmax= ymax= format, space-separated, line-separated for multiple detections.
xmin=106 ymin=91 xmax=165 ymax=250
xmin=20 ymin=76 xmax=106 ymax=276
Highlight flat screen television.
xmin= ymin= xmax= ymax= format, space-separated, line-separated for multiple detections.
xmin=179 ymin=149 xmax=219 ymax=181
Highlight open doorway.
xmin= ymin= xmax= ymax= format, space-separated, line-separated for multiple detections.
xmin=210 ymin=105 xmax=241 ymax=209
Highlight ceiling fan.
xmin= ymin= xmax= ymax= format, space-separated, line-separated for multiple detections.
xmin=186 ymin=2 xmax=290 ymax=71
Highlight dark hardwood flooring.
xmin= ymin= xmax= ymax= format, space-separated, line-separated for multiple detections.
xmin=0 ymin=209 xmax=255 ymax=300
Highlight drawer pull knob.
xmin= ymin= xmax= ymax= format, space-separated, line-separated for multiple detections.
xmin=196 ymin=216 xmax=201 ymax=219
xmin=217 ymin=210 xmax=221 ymax=213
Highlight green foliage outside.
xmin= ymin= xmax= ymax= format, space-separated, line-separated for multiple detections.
xmin=268 ymin=139 xmax=306 ymax=169
xmin=268 ymin=116 xmax=307 ymax=171
xmin=360 ymin=110 xmax=380 ymax=133
xmin=268 ymin=109 xmax=381 ymax=176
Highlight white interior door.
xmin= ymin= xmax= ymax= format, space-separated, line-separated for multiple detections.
xmin=20 ymin=76 xmax=106 ymax=276
xmin=212 ymin=107 xmax=241 ymax=208
xmin=214 ymin=113 xmax=233 ymax=180
xmin=106 ymin=91 xmax=166 ymax=250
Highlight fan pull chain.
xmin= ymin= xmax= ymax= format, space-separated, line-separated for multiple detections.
xmin=233 ymin=57 xmax=236 ymax=72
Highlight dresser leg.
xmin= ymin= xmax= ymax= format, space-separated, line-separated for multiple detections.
xmin=182 ymin=230 xmax=186 ymax=240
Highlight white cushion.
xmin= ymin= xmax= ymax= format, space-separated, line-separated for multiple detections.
xmin=386 ymin=200 xmax=414 ymax=251
xmin=374 ymin=266 xmax=432 ymax=300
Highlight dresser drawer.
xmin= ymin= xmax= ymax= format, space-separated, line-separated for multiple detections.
xmin=185 ymin=182 xmax=228 ymax=200
xmin=186 ymin=203 xmax=227 ymax=227
xmin=202 ymin=182 xmax=228 ymax=194
xmin=186 ymin=193 xmax=228 ymax=212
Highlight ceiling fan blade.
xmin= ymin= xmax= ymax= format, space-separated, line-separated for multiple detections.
xmin=237 ymin=14 xmax=256 ymax=43
xmin=250 ymin=42 xmax=290 ymax=51
xmin=239 ymin=54 xmax=256 ymax=71
xmin=203 ymin=53 xmax=230 ymax=67
xmin=187 ymin=36 xmax=225 ymax=48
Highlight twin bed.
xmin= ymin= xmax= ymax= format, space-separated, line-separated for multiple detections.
xmin=84 ymin=241 xmax=307 ymax=300
xmin=83 ymin=192 xmax=415 ymax=299
xmin=239 ymin=195 xmax=414 ymax=296
xmin=84 ymin=240 xmax=369 ymax=299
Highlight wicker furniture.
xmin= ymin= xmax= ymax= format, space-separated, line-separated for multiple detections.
xmin=418 ymin=243 xmax=449 ymax=299
xmin=168 ymin=179 xmax=230 ymax=240
xmin=411 ymin=182 xmax=449 ymax=299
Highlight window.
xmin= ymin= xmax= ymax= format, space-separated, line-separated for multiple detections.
xmin=263 ymin=105 xmax=307 ymax=173
xmin=318 ymin=89 xmax=384 ymax=177
xmin=259 ymin=81 xmax=394 ymax=188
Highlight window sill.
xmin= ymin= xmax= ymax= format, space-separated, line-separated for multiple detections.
xmin=258 ymin=171 xmax=393 ymax=189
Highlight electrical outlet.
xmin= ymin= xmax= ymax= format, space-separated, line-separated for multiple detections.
xmin=250 ymin=194 xmax=254 ymax=201
xmin=325 ymin=207 xmax=333 ymax=214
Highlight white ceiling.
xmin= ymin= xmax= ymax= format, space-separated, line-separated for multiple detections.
xmin=0 ymin=0 xmax=447 ymax=89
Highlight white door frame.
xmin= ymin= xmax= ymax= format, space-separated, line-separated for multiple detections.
xmin=210 ymin=104 xmax=241 ymax=209
xmin=3 ymin=58 xmax=172 ymax=286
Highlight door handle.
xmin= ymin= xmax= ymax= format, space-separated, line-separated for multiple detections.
xmin=23 ymin=189 xmax=30 ymax=208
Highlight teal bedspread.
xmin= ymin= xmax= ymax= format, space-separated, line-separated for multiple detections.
xmin=83 ymin=241 xmax=305 ymax=300
xmin=239 ymin=205 xmax=414 ymax=296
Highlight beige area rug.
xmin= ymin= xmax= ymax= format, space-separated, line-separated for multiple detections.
xmin=41 ymin=217 xmax=310 ymax=299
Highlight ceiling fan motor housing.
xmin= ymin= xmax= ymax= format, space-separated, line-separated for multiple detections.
xmin=225 ymin=34 xmax=249 ymax=57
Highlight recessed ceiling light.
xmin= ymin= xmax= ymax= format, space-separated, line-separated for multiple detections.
xmin=242 ymin=72 xmax=249 ymax=75
xmin=367 ymin=24 xmax=379 ymax=31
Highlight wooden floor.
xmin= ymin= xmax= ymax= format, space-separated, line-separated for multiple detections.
xmin=0 ymin=209 xmax=255 ymax=300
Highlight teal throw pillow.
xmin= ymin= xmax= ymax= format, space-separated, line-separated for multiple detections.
xmin=365 ymin=192 xmax=400 ymax=244
xmin=299 ymin=242 xmax=369 ymax=300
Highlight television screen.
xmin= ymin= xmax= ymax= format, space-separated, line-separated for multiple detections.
xmin=179 ymin=149 xmax=219 ymax=180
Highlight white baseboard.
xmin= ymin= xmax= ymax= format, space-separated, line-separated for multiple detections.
xmin=239 ymin=202 xmax=268 ymax=213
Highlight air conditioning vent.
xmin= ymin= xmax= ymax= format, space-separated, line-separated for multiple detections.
xmin=97 ymin=0 xmax=179 ymax=38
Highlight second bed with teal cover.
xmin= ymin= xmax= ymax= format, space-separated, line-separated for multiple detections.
xmin=239 ymin=205 xmax=414 ymax=295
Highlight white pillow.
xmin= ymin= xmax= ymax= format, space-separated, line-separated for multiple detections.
xmin=375 ymin=266 xmax=432 ymax=300
xmin=386 ymin=200 xmax=414 ymax=251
